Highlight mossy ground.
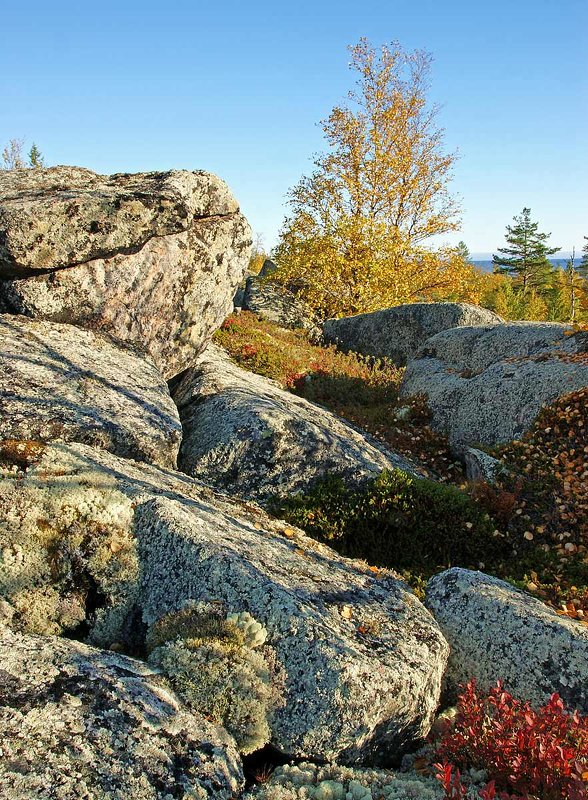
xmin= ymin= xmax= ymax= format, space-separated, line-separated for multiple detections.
xmin=215 ymin=312 xmax=588 ymax=617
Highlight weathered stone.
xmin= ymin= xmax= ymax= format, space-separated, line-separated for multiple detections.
xmin=0 ymin=166 xmax=252 ymax=378
xmin=401 ymin=323 xmax=588 ymax=448
xmin=0 ymin=440 xmax=449 ymax=765
xmin=463 ymin=447 xmax=503 ymax=484
xmin=0 ymin=314 xmax=181 ymax=467
xmin=322 ymin=303 xmax=503 ymax=367
xmin=0 ymin=166 xmax=238 ymax=275
xmin=0 ymin=626 xmax=243 ymax=800
xmin=243 ymin=276 xmax=319 ymax=332
xmin=425 ymin=568 xmax=588 ymax=712
xmin=172 ymin=344 xmax=423 ymax=502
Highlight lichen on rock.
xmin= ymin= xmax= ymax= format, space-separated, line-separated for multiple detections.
xmin=243 ymin=762 xmax=444 ymax=799
xmin=145 ymin=602 xmax=280 ymax=754
xmin=0 ymin=449 xmax=137 ymax=641
xmin=0 ymin=626 xmax=243 ymax=799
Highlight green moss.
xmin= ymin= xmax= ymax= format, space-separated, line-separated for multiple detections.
xmin=271 ymin=470 xmax=507 ymax=575
xmin=146 ymin=603 xmax=245 ymax=653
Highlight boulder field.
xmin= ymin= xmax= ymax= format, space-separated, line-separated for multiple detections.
xmin=1 ymin=166 xmax=587 ymax=799
xmin=0 ymin=439 xmax=449 ymax=765
xmin=400 ymin=321 xmax=588 ymax=449
xmin=322 ymin=302 xmax=503 ymax=367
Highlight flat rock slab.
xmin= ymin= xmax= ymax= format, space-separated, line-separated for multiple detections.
xmin=0 ymin=314 xmax=181 ymax=468
xmin=425 ymin=568 xmax=588 ymax=712
xmin=0 ymin=626 xmax=243 ymax=800
xmin=322 ymin=303 xmax=503 ymax=367
xmin=401 ymin=323 xmax=588 ymax=448
xmin=0 ymin=440 xmax=449 ymax=765
xmin=172 ymin=344 xmax=423 ymax=502
xmin=0 ymin=167 xmax=252 ymax=378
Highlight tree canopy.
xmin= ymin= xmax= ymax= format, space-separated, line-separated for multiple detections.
xmin=492 ymin=208 xmax=558 ymax=293
xmin=273 ymin=39 xmax=472 ymax=318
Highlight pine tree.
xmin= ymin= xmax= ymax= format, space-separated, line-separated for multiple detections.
xmin=28 ymin=143 xmax=45 ymax=168
xmin=492 ymin=208 xmax=558 ymax=293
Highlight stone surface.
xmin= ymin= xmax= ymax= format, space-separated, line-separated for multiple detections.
xmin=0 ymin=314 xmax=181 ymax=468
xmin=0 ymin=626 xmax=243 ymax=800
xmin=401 ymin=323 xmax=588 ymax=448
xmin=0 ymin=439 xmax=449 ymax=765
xmin=0 ymin=166 xmax=252 ymax=378
xmin=425 ymin=568 xmax=588 ymax=712
xmin=243 ymin=276 xmax=319 ymax=332
xmin=172 ymin=344 xmax=423 ymax=502
xmin=463 ymin=447 xmax=503 ymax=484
xmin=0 ymin=166 xmax=239 ymax=276
xmin=322 ymin=303 xmax=503 ymax=367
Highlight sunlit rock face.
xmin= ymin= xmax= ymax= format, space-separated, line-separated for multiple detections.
xmin=0 ymin=166 xmax=252 ymax=378
xmin=0 ymin=314 xmax=181 ymax=468
xmin=401 ymin=322 xmax=588 ymax=449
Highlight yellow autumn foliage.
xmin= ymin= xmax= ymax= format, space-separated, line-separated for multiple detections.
xmin=273 ymin=39 xmax=479 ymax=318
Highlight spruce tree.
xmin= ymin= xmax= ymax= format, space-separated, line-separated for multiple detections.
xmin=580 ymin=236 xmax=588 ymax=279
xmin=28 ymin=143 xmax=45 ymax=168
xmin=492 ymin=208 xmax=558 ymax=293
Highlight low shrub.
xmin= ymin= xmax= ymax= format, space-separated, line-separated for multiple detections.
xmin=271 ymin=470 xmax=507 ymax=575
xmin=432 ymin=680 xmax=588 ymax=800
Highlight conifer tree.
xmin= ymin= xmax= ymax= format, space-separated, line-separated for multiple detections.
xmin=580 ymin=236 xmax=588 ymax=279
xmin=492 ymin=208 xmax=558 ymax=293
xmin=28 ymin=143 xmax=45 ymax=168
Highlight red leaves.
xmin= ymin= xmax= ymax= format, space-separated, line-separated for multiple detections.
xmin=433 ymin=680 xmax=588 ymax=800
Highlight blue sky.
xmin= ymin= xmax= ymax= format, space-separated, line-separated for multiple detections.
xmin=2 ymin=0 xmax=587 ymax=256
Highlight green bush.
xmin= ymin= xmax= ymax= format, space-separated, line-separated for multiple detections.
xmin=271 ymin=470 xmax=507 ymax=573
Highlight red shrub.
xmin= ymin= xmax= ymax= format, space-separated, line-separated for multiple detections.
xmin=433 ymin=681 xmax=588 ymax=800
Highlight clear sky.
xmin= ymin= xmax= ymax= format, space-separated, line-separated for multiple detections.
xmin=2 ymin=0 xmax=587 ymax=256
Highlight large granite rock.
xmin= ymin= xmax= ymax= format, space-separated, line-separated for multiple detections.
xmin=322 ymin=303 xmax=503 ymax=367
xmin=0 ymin=166 xmax=252 ymax=378
xmin=401 ymin=323 xmax=588 ymax=449
xmin=172 ymin=344 xmax=423 ymax=502
xmin=425 ymin=568 xmax=588 ymax=712
xmin=0 ymin=626 xmax=243 ymax=800
xmin=243 ymin=275 xmax=319 ymax=332
xmin=0 ymin=314 xmax=181 ymax=468
xmin=0 ymin=439 xmax=449 ymax=765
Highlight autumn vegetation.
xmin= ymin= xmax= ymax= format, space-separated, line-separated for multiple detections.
xmin=257 ymin=39 xmax=588 ymax=323
xmin=432 ymin=681 xmax=588 ymax=799
xmin=215 ymin=312 xmax=588 ymax=619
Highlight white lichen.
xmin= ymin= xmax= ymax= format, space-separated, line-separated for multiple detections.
xmin=226 ymin=610 xmax=268 ymax=648
xmin=0 ymin=459 xmax=137 ymax=641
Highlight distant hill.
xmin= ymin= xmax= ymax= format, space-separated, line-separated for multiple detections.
xmin=473 ymin=258 xmax=574 ymax=274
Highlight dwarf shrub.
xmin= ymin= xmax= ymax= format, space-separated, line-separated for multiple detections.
xmin=272 ymin=470 xmax=506 ymax=573
xmin=433 ymin=680 xmax=588 ymax=800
